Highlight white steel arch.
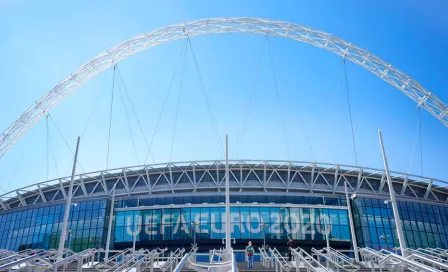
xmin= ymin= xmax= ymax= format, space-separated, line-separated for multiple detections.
xmin=1 ymin=17 xmax=447 ymax=161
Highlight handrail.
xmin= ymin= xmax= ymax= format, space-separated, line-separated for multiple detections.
xmin=0 ymin=253 xmax=52 ymax=271
xmin=259 ymin=247 xmax=272 ymax=268
xmin=407 ymin=248 xmax=447 ymax=263
xmin=161 ymin=248 xmax=185 ymax=271
xmin=173 ymin=253 xmax=190 ymax=272
xmin=291 ymin=248 xmax=330 ymax=272
xmin=269 ymin=247 xmax=291 ymax=271
xmin=0 ymin=254 xmax=21 ymax=265
xmin=231 ymin=252 xmax=237 ymax=272
xmin=312 ymin=248 xmax=351 ymax=271
xmin=111 ymin=249 xmax=149 ymax=272
xmin=408 ymin=253 xmax=448 ymax=270
xmin=120 ymin=250 xmax=157 ymax=272
xmin=52 ymin=248 xmax=97 ymax=266
xmin=95 ymin=248 xmax=134 ymax=269
xmin=327 ymin=247 xmax=354 ymax=264
xmin=187 ymin=258 xmax=232 ymax=268
xmin=420 ymin=248 xmax=448 ymax=259
xmin=378 ymin=250 xmax=441 ymax=272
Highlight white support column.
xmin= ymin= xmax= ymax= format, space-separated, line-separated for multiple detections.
xmin=57 ymin=136 xmax=81 ymax=258
xmin=344 ymin=181 xmax=359 ymax=262
xmin=378 ymin=130 xmax=407 ymax=256
xmin=104 ymin=186 xmax=116 ymax=262
xmin=225 ymin=134 xmax=231 ymax=250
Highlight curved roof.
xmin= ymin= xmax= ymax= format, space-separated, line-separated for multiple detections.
xmin=0 ymin=160 xmax=447 ymax=211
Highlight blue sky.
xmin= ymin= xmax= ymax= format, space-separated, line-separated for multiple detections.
xmin=1 ymin=1 xmax=448 ymax=192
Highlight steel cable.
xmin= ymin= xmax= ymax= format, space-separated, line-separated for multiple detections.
xmin=266 ymin=37 xmax=291 ymax=161
xmin=342 ymin=59 xmax=358 ymax=166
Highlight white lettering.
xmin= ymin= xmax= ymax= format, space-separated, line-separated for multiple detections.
xmin=173 ymin=214 xmax=189 ymax=234
xmin=211 ymin=213 xmax=224 ymax=233
xmin=246 ymin=213 xmax=261 ymax=233
xmin=125 ymin=215 xmax=142 ymax=236
xmin=161 ymin=214 xmax=172 ymax=235
xmin=144 ymin=215 xmax=157 ymax=235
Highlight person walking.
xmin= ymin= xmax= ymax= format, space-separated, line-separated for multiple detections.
xmin=287 ymin=238 xmax=296 ymax=262
xmin=245 ymin=241 xmax=255 ymax=268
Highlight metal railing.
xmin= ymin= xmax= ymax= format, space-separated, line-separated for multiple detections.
xmin=112 ymin=248 xmax=167 ymax=272
xmin=406 ymin=248 xmax=447 ymax=264
xmin=389 ymin=249 xmax=448 ymax=271
xmin=95 ymin=248 xmax=135 ymax=270
xmin=311 ymin=248 xmax=351 ymax=272
xmin=360 ymin=248 xmax=444 ymax=272
xmin=290 ymin=248 xmax=330 ymax=272
xmin=160 ymin=248 xmax=185 ymax=272
xmin=231 ymin=252 xmax=237 ymax=272
xmin=51 ymin=248 xmax=98 ymax=272
xmin=173 ymin=253 xmax=190 ymax=272
xmin=186 ymin=249 xmax=233 ymax=272
xmin=0 ymin=252 xmax=52 ymax=272
xmin=259 ymin=247 xmax=272 ymax=268
xmin=322 ymin=248 xmax=359 ymax=270
xmin=378 ymin=249 xmax=441 ymax=272
xmin=269 ymin=247 xmax=291 ymax=272
xmin=111 ymin=249 xmax=149 ymax=272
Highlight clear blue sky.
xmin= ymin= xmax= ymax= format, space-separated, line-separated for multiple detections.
xmin=1 ymin=0 xmax=448 ymax=192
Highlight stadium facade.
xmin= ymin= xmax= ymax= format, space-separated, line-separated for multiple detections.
xmin=1 ymin=160 xmax=448 ymax=253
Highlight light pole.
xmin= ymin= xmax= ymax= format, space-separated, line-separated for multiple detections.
xmin=57 ymin=137 xmax=80 ymax=259
xmin=260 ymin=223 xmax=269 ymax=250
xmin=378 ymin=130 xmax=407 ymax=256
xmin=321 ymin=215 xmax=330 ymax=269
xmin=344 ymin=181 xmax=360 ymax=262
xmin=225 ymin=134 xmax=231 ymax=251
xmin=132 ymin=215 xmax=138 ymax=253
xmin=104 ymin=185 xmax=116 ymax=262
xmin=191 ymin=222 xmax=199 ymax=250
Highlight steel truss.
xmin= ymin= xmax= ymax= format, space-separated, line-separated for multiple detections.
xmin=1 ymin=17 xmax=448 ymax=161
xmin=0 ymin=160 xmax=447 ymax=212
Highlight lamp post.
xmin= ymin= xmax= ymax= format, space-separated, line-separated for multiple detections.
xmin=132 ymin=215 xmax=138 ymax=253
xmin=191 ymin=222 xmax=199 ymax=250
xmin=260 ymin=223 xmax=269 ymax=250
xmin=378 ymin=130 xmax=407 ymax=256
xmin=225 ymin=134 xmax=231 ymax=251
xmin=344 ymin=181 xmax=360 ymax=262
xmin=57 ymin=137 xmax=80 ymax=259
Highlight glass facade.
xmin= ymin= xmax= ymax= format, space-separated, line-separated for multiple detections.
xmin=114 ymin=195 xmax=345 ymax=208
xmin=114 ymin=206 xmax=351 ymax=244
xmin=0 ymin=200 xmax=109 ymax=252
xmin=352 ymin=197 xmax=448 ymax=250
xmin=1 ymin=193 xmax=448 ymax=253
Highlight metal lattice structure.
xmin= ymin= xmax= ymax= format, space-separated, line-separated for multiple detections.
xmin=0 ymin=160 xmax=447 ymax=211
xmin=1 ymin=17 xmax=448 ymax=161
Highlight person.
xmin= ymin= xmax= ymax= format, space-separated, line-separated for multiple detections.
xmin=245 ymin=241 xmax=254 ymax=268
xmin=287 ymin=238 xmax=296 ymax=261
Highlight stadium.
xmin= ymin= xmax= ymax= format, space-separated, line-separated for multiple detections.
xmin=1 ymin=159 xmax=448 ymax=253
xmin=1 ymin=17 xmax=448 ymax=271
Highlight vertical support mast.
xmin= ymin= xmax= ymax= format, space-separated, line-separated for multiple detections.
xmin=57 ymin=136 xmax=80 ymax=258
xmin=225 ymin=134 xmax=231 ymax=250
xmin=104 ymin=185 xmax=116 ymax=262
xmin=345 ymin=181 xmax=359 ymax=262
xmin=378 ymin=129 xmax=407 ymax=256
